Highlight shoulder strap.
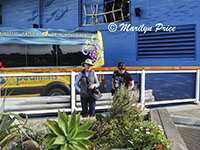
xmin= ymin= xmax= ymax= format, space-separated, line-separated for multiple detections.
xmin=113 ymin=71 xmax=117 ymax=77
xmin=81 ymin=69 xmax=91 ymax=85
xmin=81 ymin=69 xmax=85 ymax=76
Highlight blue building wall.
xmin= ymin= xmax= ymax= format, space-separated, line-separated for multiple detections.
xmin=0 ymin=0 xmax=79 ymax=29
xmin=0 ymin=0 xmax=199 ymax=100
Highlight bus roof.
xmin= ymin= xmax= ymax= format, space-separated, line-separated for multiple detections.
xmin=0 ymin=27 xmax=98 ymax=45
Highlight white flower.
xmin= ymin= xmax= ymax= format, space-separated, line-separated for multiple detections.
xmin=146 ymin=131 xmax=150 ymax=134
xmin=135 ymin=129 xmax=139 ymax=132
xmin=140 ymin=127 xmax=143 ymax=129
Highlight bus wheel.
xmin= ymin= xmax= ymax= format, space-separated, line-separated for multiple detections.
xmin=47 ymin=88 xmax=67 ymax=96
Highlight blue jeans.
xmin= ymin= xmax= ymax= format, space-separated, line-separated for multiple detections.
xmin=81 ymin=96 xmax=96 ymax=117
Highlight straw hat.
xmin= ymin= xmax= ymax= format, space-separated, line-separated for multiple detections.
xmin=81 ymin=59 xmax=93 ymax=66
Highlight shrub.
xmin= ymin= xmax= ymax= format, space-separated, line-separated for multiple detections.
xmin=92 ymin=86 xmax=171 ymax=150
xmin=23 ymin=120 xmax=49 ymax=144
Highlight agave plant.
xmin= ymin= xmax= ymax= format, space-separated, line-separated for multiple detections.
xmin=0 ymin=89 xmax=33 ymax=149
xmin=0 ymin=98 xmax=30 ymax=149
xmin=46 ymin=110 xmax=94 ymax=150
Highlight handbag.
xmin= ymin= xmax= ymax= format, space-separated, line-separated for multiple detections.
xmin=92 ymin=87 xmax=102 ymax=100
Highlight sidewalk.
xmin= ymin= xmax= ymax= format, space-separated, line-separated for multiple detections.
xmin=152 ymin=103 xmax=200 ymax=150
xmin=167 ymin=103 xmax=200 ymax=126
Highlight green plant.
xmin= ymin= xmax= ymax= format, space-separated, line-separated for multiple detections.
xmin=92 ymin=86 xmax=143 ymax=149
xmin=0 ymin=89 xmax=36 ymax=150
xmin=0 ymin=94 xmax=30 ymax=149
xmin=128 ymin=121 xmax=170 ymax=150
xmin=21 ymin=120 xmax=49 ymax=145
xmin=45 ymin=110 xmax=95 ymax=150
xmin=0 ymin=112 xmax=27 ymax=149
xmin=91 ymin=86 xmax=170 ymax=150
xmin=109 ymin=85 xmax=143 ymax=122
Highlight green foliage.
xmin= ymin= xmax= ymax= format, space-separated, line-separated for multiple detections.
xmin=14 ymin=119 xmax=49 ymax=147
xmin=0 ymin=90 xmax=32 ymax=150
xmin=128 ymin=121 xmax=170 ymax=150
xmin=0 ymin=110 xmax=30 ymax=149
xmin=0 ymin=90 xmax=37 ymax=150
xmin=109 ymin=86 xmax=143 ymax=122
xmin=45 ymin=110 xmax=95 ymax=150
xmin=91 ymin=86 xmax=170 ymax=150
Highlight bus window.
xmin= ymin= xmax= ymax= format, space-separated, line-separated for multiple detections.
xmin=27 ymin=44 xmax=55 ymax=67
xmin=0 ymin=44 xmax=26 ymax=68
xmin=59 ymin=45 xmax=89 ymax=66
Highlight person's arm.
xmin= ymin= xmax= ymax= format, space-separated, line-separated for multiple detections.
xmin=112 ymin=79 xmax=115 ymax=89
xmin=74 ymin=72 xmax=82 ymax=92
xmin=94 ymin=72 xmax=100 ymax=88
xmin=112 ymin=72 xmax=116 ymax=90
xmin=128 ymin=80 xmax=134 ymax=90
xmin=127 ymin=73 xmax=134 ymax=90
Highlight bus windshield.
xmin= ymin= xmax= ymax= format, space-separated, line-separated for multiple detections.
xmin=0 ymin=28 xmax=104 ymax=68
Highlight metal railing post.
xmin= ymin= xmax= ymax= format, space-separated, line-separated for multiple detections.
xmin=195 ymin=69 xmax=200 ymax=103
xmin=141 ymin=70 xmax=146 ymax=109
xmin=71 ymin=71 xmax=76 ymax=113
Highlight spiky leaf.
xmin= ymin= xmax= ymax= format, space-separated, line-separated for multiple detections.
xmin=46 ymin=120 xmax=64 ymax=136
xmin=45 ymin=134 xmax=56 ymax=142
xmin=75 ymin=141 xmax=88 ymax=150
xmin=68 ymin=110 xmax=76 ymax=132
xmin=52 ymin=135 xmax=66 ymax=145
xmin=79 ymin=122 xmax=93 ymax=131
xmin=58 ymin=110 xmax=68 ymax=135
xmin=61 ymin=144 xmax=68 ymax=150
xmin=79 ymin=139 xmax=94 ymax=147
xmin=74 ymin=131 xmax=94 ymax=139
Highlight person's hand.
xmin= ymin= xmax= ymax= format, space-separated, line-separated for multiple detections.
xmin=88 ymin=84 xmax=95 ymax=89
xmin=111 ymin=89 xmax=115 ymax=95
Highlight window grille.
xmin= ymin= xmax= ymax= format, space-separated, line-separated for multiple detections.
xmin=82 ymin=0 xmax=129 ymax=26
xmin=137 ymin=24 xmax=196 ymax=60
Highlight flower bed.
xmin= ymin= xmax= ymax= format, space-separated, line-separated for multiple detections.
xmin=1 ymin=86 xmax=171 ymax=150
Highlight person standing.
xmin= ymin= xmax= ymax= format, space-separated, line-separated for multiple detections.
xmin=112 ymin=62 xmax=134 ymax=95
xmin=74 ymin=59 xmax=100 ymax=117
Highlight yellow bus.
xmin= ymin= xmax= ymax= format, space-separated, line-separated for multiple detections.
xmin=0 ymin=28 xmax=104 ymax=97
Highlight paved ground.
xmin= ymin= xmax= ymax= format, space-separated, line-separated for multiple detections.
xmin=155 ymin=103 xmax=200 ymax=150
xmin=176 ymin=124 xmax=200 ymax=150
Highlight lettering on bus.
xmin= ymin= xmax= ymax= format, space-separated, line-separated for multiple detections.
xmin=0 ymin=76 xmax=58 ymax=87
xmin=16 ymin=76 xmax=58 ymax=83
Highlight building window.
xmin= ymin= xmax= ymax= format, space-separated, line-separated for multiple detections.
xmin=0 ymin=4 xmax=2 ymax=24
xmin=82 ymin=0 xmax=129 ymax=26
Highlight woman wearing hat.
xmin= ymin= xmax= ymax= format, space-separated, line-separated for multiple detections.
xmin=74 ymin=58 xmax=100 ymax=117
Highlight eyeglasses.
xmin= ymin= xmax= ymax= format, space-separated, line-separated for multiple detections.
xmin=118 ymin=68 xmax=125 ymax=71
